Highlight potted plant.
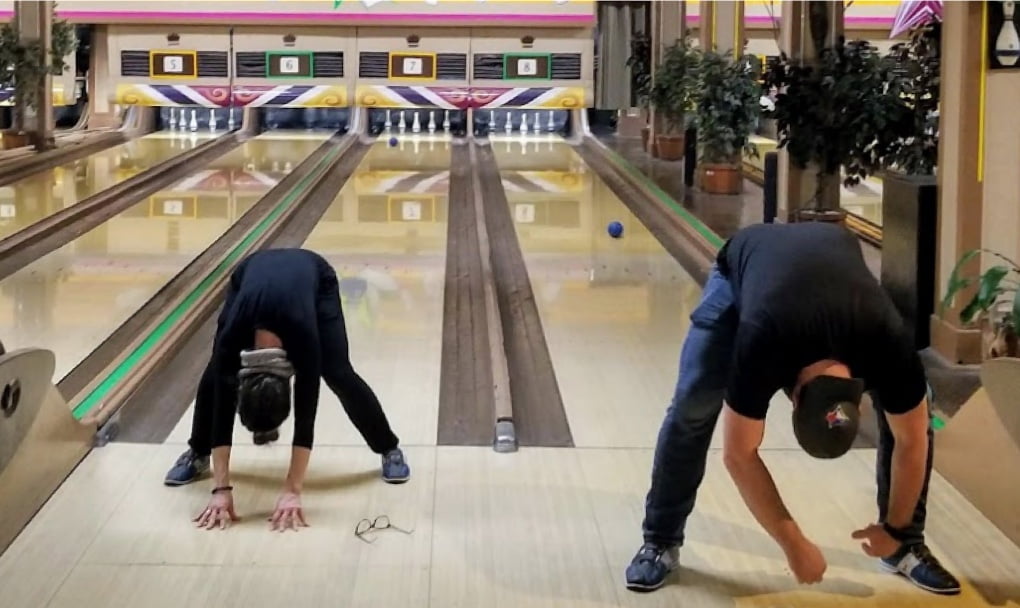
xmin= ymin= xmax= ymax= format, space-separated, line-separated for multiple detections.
xmin=877 ymin=20 xmax=942 ymax=349
xmin=940 ymin=248 xmax=1020 ymax=359
xmin=692 ymin=49 xmax=761 ymax=194
xmin=762 ymin=36 xmax=904 ymax=222
xmin=625 ymin=34 xmax=653 ymax=150
xmin=0 ymin=6 xmax=78 ymax=150
xmin=649 ymin=38 xmax=698 ymax=161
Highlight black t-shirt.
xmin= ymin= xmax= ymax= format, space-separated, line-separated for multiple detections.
xmin=717 ymin=223 xmax=926 ymax=419
xmin=210 ymin=248 xmax=337 ymax=449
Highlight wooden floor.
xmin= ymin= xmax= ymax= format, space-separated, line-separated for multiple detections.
xmin=2 ymin=135 xmax=1018 ymax=607
xmin=2 ymin=442 xmax=1019 ymax=607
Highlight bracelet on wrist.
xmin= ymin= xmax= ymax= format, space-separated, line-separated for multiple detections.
xmin=211 ymin=485 xmax=233 ymax=495
xmin=882 ymin=522 xmax=911 ymax=542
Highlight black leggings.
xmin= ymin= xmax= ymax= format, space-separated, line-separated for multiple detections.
xmin=188 ymin=283 xmax=399 ymax=456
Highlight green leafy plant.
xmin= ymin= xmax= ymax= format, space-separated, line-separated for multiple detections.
xmin=649 ymin=38 xmax=699 ymax=133
xmin=762 ymin=36 xmax=906 ymax=208
xmin=626 ymin=34 xmax=652 ymax=110
xmin=884 ymin=21 xmax=941 ymax=175
xmin=693 ymin=49 xmax=762 ymax=165
xmin=941 ymin=248 xmax=1020 ymax=349
xmin=0 ymin=6 xmax=78 ymax=131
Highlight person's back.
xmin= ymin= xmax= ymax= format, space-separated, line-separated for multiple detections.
xmin=719 ymin=222 xmax=882 ymax=320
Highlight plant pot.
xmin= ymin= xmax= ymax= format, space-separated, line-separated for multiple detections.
xmin=655 ymin=134 xmax=685 ymax=161
xmin=794 ymin=207 xmax=847 ymax=225
xmin=879 ymin=171 xmax=938 ymax=349
xmin=1 ymin=130 xmax=30 ymax=150
xmin=698 ymin=163 xmax=743 ymax=194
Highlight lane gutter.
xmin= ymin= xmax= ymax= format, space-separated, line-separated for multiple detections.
xmin=0 ymin=128 xmax=252 ymax=281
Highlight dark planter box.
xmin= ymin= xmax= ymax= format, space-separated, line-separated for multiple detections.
xmin=880 ymin=171 xmax=938 ymax=350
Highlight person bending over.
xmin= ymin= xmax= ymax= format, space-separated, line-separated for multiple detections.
xmin=163 ymin=248 xmax=410 ymax=531
xmin=626 ymin=222 xmax=960 ymax=595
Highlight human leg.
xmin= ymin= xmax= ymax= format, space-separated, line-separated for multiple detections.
xmin=318 ymin=289 xmax=406 ymax=482
xmin=873 ymin=385 xmax=960 ymax=595
xmin=164 ymin=359 xmax=216 ymax=485
xmin=626 ymin=267 xmax=738 ymax=591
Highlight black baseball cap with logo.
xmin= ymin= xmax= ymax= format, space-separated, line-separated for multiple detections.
xmin=792 ymin=375 xmax=865 ymax=459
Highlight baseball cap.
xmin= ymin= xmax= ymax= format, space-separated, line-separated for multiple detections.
xmin=792 ymin=375 xmax=865 ymax=459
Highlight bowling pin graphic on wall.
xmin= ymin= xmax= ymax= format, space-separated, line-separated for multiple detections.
xmin=993 ymin=1 xmax=1020 ymax=68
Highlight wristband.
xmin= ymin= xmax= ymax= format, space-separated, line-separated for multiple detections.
xmin=882 ymin=522 xmax=911 ymax=542
xmin=212 ymin=485 xmax=233 ymax=495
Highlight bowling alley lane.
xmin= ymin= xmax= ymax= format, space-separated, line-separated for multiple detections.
xmin=0 ymin=130 xmax=331 ymax=382
xmin=491 ymin=137 xmax=798 ymax=450
xmin=0 ymin=131 xmax=222 ymax=241
xmin=166 ymin=133 xmax=452 ymax=449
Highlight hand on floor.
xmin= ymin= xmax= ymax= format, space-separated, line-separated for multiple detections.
xmin=194 ymin=490 xmax=240 ymax=530
xmin=784 ymin=536 xmax=827 ymax=584
xmin=269 ymin=490 xmax=309 ymax=532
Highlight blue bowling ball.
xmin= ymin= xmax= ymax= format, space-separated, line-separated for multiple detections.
xmin=388 ymin=137 xmax=398 ymax=147
xmin=607 ymin=221 xmax=624 ymax=238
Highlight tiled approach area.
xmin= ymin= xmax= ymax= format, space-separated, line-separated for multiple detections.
xmin=1 ymin=130 xmax=1018 ymax=608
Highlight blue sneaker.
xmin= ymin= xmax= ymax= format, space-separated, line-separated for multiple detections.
xmin=880 ymin=543 xmax=961 ymax=595
xmin=381 ymin=448 xmax=410 ymax=484
xmin=625 ymin=542 xmax=679 ymax=591
xmin=164 ymin=448 xmax=210 ymax=486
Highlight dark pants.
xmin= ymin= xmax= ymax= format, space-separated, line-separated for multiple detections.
xmin=188 ymin=279 xmax=399 ymax=457
xmin=642 ymin=265 xmax=933 ymax=548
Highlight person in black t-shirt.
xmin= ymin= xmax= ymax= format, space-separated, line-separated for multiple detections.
xmin=625 ymin=223 xmax=960 ymax=595
xmin=163 ymin=248 xmax=410 ymax=532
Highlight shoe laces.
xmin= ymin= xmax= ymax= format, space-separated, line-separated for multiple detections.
xmin=636 ymin=543 xmax=667 ymax=564
xmin=909 ymin=544 xmax=949 ymax=574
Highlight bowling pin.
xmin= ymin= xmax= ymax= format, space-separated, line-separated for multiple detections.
xmin=428 ymin=110 xmax=436 ymax=132
xmin=284 ymin=161 xmax=293 ymax=172
xmin=189 ymin=109 xmax=198 ymax=131
xmin=398 ymin=110 xmax=406 ymax=131
xmin=384 ymin=109 xmax=392 ymax=130
xmin=547 ymin=110 xmax=555 ymax=132
xmin=227 ymin=108 xmax=236 ymax=130
xmin=504 ymin=110 xmax=513 ymax=134
xmin=169 ymin=107 xmax=177 ymax=129
xmin=209 ymin=109 xmax=217 ymax=132
xmin=412 ymin=111 xmax=421 ymax=133
xmin=996 ymin=1 xmax=1020 ymax=67
xmin=179 ymin=108 xmax=187 ymax=131
xmin=488 ymin=110 xmax=495 ymax=131
xmin=519 ymin=112 xmax=528 ymax=134
xmin=273 ymin=160 xmax=280 ymax=172
xmin=443 ymin=109 xmax=451 ymax=131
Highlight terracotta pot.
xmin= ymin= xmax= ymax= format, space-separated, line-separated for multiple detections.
xmin=698 ymin=163 xmax=743 ymax=195
xmin=655 ymin=134 xmax=685 ymax=161
xmin=795 ymin=207 xmax=847 ymax=226
xmin=1 ymin=130 xmax=30 ymax=150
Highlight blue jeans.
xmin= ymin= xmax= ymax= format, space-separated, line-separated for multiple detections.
xmin=641 ymin=266 xmax=933 ymax=547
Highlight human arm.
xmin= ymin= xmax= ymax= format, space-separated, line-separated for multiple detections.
xmin=852 ymin=335 xmax=931 ymax=557
xmin=722 ymin=321 xmax=826 ymax=583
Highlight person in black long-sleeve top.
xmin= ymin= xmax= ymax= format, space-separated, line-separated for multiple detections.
xmin=164 ymin=248 xmax=409 ymax=531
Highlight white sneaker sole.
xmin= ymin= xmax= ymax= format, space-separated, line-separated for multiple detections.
xmin=878 ymin=561 xmax=961 ymax=595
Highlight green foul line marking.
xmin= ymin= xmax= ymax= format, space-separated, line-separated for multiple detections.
xmin=71 ymin=142 xmax=345 ymax=421
xmin=600 ymin=145 xmax=725 ymax=250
